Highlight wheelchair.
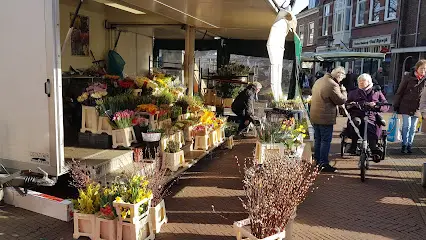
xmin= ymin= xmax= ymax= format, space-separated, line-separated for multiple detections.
xmin=340 ymin=105 xmax=388 ymax=161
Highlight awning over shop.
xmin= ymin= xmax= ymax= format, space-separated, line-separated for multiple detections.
xmin=302 ymin=52 xmax=386 ymax=62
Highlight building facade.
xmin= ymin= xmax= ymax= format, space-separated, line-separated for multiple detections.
xmin=350 ymin=0 xmax=398 ymax=92
xmin=391 ymin=0 xmax=426 ymax=90
xmin=297 ymin=7 xmax=319 ymax=53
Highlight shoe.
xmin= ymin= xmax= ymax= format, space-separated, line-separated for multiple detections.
xmin=401 ymin=145 xmax=407 ymax=154
xmin=320 ymin=164 xmax=337 ymax=173
xmin=407 ymin=145 xmax=412 ymax=154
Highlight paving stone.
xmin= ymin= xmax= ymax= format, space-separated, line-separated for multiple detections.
xmin=1 ymin=117 xmax=426 ymax=239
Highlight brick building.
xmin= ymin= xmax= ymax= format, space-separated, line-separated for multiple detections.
xmin=391 ymin=0 xmax=426 ymax=90
xmin=297 ymin=7 xmax=319 ymax=53
xmin=350 ymin=0 xmax=398 ymax=92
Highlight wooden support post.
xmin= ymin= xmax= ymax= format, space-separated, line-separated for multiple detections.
xmin=184 ymin=25 xmax=195 ymax=96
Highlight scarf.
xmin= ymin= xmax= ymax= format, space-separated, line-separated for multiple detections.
xmin=416 ymin=71 xmax=424 ymax=80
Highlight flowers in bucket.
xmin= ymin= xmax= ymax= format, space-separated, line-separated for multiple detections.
xmin=135 ymin=76 xmax=158 ymax=89
xmin=99 ymin=186 xmax=119 ymax=219
xmin=77 ymin=82 xmax=108 ymax=106
xmin=110 ymin=110 xmax=134 ymax=129
xmin=137 ymin=104 xmax=158 ymax=115
xmin=114 ymin=174 xmax=152 ymax=220
xmin=158 ymin=109 xmax=169 ymax=121
xmin=118 ymin=78 xmax=135 ymax=89
xmin=72 ymin=182 xmax=101 ymax=214
xmin=192 ymin=125 xmax=208 ymax=136
xmin=200 ymin=111 xmax=215 ymax=125
xmin=132 ymin=116 xmax=149 ymax=128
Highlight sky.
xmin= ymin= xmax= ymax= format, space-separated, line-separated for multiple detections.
xmin=292 ymin=0 xmax=309 ymax=15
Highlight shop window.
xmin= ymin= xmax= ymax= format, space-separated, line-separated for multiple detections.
xmin=308 ymin=22 xmax=315 ymax=46
xmin=385 ymin=0 xmax=397 ymax=20
xmin=322 ymin=3 xmax=331 ymax=36
xmin=369 ymin=0 xmax=380 ymax=23
xmin=299 ymin=25 xmax=304 ymax=46
xmin=356 ymin=0 xmax=366 ymax=26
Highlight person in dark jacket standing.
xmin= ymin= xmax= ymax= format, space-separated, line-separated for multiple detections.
xmin=231 ymin=82 xmax=262 ymax=134
xmin=310 ymin=67 xmax=347 ymax=172
xmin=394 ymin=59 xmax=426 ymax=154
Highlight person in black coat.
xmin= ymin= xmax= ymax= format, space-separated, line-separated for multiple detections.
xmin=231 ymin=82 xmax=262 ymax=134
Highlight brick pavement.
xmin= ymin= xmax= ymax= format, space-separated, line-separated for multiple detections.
xmin=1 ymin=116 xmax=426 ymax=239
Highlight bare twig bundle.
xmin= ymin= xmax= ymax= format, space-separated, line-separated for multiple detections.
xmin=123 ymin=151 xmax=179 ymax=206
xmin=68 ymin=158 xmax=91 ymax=189
xmin=240 ymin=151 xmax=319 ymax=238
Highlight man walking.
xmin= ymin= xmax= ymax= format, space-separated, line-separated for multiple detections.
xmin=231 ymin=82 xmax=262 ymax=135
xmin=310 ymin=67 xmax=348 ymax=172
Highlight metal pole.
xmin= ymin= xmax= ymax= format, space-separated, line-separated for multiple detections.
xmin=61 ymin=0 xmax=84 ymax=54
xmin=422 ymin=163 xmax=426 ymax=187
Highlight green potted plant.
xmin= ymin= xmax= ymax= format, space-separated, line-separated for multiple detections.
xmin=217 ymin=62 xmax=250 ymax=79
xmin=162 ymin=140 xmax=185 ymax=172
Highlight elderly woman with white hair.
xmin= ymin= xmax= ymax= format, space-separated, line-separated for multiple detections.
xmin=345 ymin=73 xmax=389 ymax=160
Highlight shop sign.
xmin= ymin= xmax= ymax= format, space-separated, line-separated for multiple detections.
xmin=352 ymin=35 xmax=391 ymax=47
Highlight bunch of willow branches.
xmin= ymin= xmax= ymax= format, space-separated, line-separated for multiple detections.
xmin=240 ymin=151 xmax=319 ymax=238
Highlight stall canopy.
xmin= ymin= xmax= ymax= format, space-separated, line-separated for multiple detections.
xmin=302 ymin=52 xmax=386 ymax=62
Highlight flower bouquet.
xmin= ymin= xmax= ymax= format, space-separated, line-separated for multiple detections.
xmin=109 ymin=110 xmax=136 ymax=148
xmin=118 ymin=78 xmax=135 ymax=89
xmin=113 ymin=175 xmax=153 ymax=224
xmin=72 ymin=182 xmax=101 ymax=239
xmin=109 ymin=110 xmax=134 ymax=129
xmin=192 ymin=125 xmax=208 ymax=136
xmin=77 ymin=82 xmax=108 ymax=106
xmin=137 ymin=104 xmax=158 ymax=115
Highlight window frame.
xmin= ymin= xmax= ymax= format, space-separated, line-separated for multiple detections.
xmin=299 ymin=24 xmax=305 ymax=47
xmin=308 ymin=21 xmax=315 ymax=46
xmin=369 ymin=0 xmax=380 ymax=24
xmin=322 ymin=3 xmax=331 ymax=36
xmin=355 ymin=0 xmax=367 ymax=27
xmin=384 ymin=0 xmax=397 ymax=21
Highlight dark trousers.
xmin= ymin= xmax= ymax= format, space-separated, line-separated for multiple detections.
xmin=349 ymin=118 xmax=378 ymax=152
xmin=237 ymin=114 xmax=252 ymax=133
xmin=313 ymin=124 xmax=333 ymax=165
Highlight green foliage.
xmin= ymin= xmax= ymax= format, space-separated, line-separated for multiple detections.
xmin=224 ymin=121 xmax=239 ymax=137
xmin=258 ymin=122 xmax=286 ymax=144
xmin=170 ymin=105 xmax=182 ymax=119
xmin=156 ymin=90 xmax=175 ymax=105
xmin=174 ymin=96 xmax=190 ymax=113
xmin=96 ymin=93 xmax=139 ymax=115
xmin=217 ymin=62 xmax=250 ymax=76
xmin=216 ymin=83 xmax=243 ymax=98
xmin=165 ymin=140 xmax=181 ymax=153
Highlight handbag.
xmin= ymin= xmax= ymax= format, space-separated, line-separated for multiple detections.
xmin=387 ymin=113 xmax=401 ymax=142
